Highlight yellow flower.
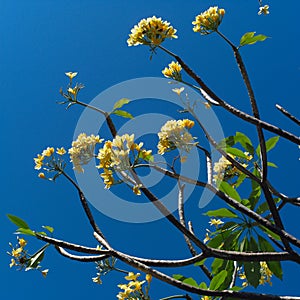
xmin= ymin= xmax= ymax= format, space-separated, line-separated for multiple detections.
xmin=42 ymin=147 xmax=55 ymax=157
xmin=203 ymin=232 xmax=211 ymax=243
xmin=133 ymin=184 xmax=142 ymax=196
xmin=18 ymin=238 xmax=27 ymax=247
xmin=34 ymin=154 xmax=44 ymax=170
xmin=12 ymin=247 xmax=23 ymax=258
xmin=41 ymin=269 xmax=49 ymax=278
xmin=9 ymin=258 xmax=16 ymax=268
xmin=68 ymin=87 xmax=76 ymax=95
xmin=128 ymin=280 xmax=145 ymax=291
xmin=146 ymin=274 xmax=152 ymax=283
xmin=258 ymin=5 xmax=269 ymax=15
xmin=127 ymin=16 xmax=177 ymax=47
xmin=92 ymin=276 xmax=102 ymax=284
xmin=162 ymin=61 xmax=182 ymax=81
xmin=157 ymin=119 xmax=196 ymax=154
xmin=69 ymin=133 xmax=103 ymax=173
xmin=209 ymin=218 xmax=224 ymax=227
xmin=56 ymin=147 xmax=66 ymax=155
xmin=65 ymin=72 xmax=78 ymax=79
xmin=38 ymin=172 xmax=46 ymax=179
xmin=192 ymin=6 xmax=225 ymax=35
xmin=172 ymin=87 xmax=185 ymax=96
xmin=125 ymin=272 xmax=140 ymax=281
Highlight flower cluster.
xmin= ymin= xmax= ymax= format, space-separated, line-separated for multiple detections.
xmin=213 ymin=152 xmax=253 ymax=184
xmin=97 ymin=134 xmax=152 ymax=193
xmin=239 ymin=262 xmax=273 ymax=287
xmin=127 ymin=16 xmax=177 ymax=47
xmin=162 ymin=61 xmax=182 ymax=81
xmin=192 ymin=6 xmax=225 ymax=35
xmin=258 ymin=5 xmax=269 ymax=15
xmin=259 ymin=261 xmax=273 ymax=285
xmin=59 ymin=71 xmax=84 ymax=105
xmin=8 ymin=237 xmax=27 ymax=269
xmin=117 ymin=272 xmax=151 ymax=300
xmin=8 ymin=237 xmax=49 ymax=277
xmin=157 ymin=119 xmax=196 ymax=155
xmin=69 ymin=133 xmax=103 ymax=173
xmin=34 ymin=146 xmax=67 ymax=180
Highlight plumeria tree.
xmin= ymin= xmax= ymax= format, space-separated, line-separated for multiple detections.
xmin=7 ymin=3 xmax=300 ymax=300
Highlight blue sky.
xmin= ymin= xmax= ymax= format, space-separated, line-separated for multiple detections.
xmin=1 ymin=1 xmax=299 ymax=299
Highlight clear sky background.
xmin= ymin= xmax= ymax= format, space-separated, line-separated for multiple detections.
xmin=1 ymin=0 xmax=299 ymax=299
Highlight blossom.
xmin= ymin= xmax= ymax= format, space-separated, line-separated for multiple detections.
xmin=157 ymin=119 xmax=196 ymax=155
xmin=133 ymin=184 xmax=142 ymax=196
xmin=162 ymin=61 xmax=182 ymax=81
xmin=42 ymin=147 xmax=55 ymax=157
xmin=92 ymin=276 xmax=102 ymax=284
xmin=9 ymin=258 xmax=16 ymax=268
xmin=34 ymin=154 xmax=44 ymax=170
xmin=259 ymin=261 xmax=273 ymax=286
xmin=192 ymin=6 xmax=225 ymax=35
xmin=213 ymin=152 xmax=252 ymax=183
xmin=11 ymin=247 xmax=23 ymax=258
xmin=38 ymin=172 xmax=46 ymax=179
xmin=127 ymin=16 xmax=177 ymax=47
xmin=209 ymin=218 xmax=224 ymax=227
xmin=203 ymin=232 xmax=211 ymax=244
xmin=69 ymin=133 xmax=103 ymax=173
xmin=97 ymin=134 xmax=152 ymax=191
xmin=125 ymin=272 xmax=141 ymax=281
xmin=56 ymin=147 xmax=66 ymax=155
xmin=65 ymin=72 xmax=78 ymax=79
xmin=258 ymin=5 xmax=269 ymax=15
xmin=41 ymin=269 xmax=49 ymax=278
xmin=18 ymin=238 xmax=27 ymax=247
xmin=128 ymin=280 xmax=145 ymax=291
xmin=172 ymin=87 xmax=185 ymax=96
xmin=146 ymin=274 xmax=152 ymax=283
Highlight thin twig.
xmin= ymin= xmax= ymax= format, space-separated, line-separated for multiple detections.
xmin=276 ymin=104 xmax=300 ymax=126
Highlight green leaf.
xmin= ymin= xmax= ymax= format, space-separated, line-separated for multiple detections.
xmin=7 ymin=214 xmax=30 ymax=229
xmin=194 ymin=258 xmax=206 ymax=266
xmin=183 ymin=277 xmax=198 ymax=287
xmin=207 ymin=234 xmax=224 ymax=249
xmin=173 ymin=274 xmax=186 ymax=281
xmin=219 ymin=181 xmax=242 ymax=202
xmin=256 ymin=136 xmax=280 ymax=156
xmin=209 ymin=270 xmax=228 ymax=290
xmin=267 ymin=162 xmax=278 ymax=168
xmin=16 ymin=228 xmax=36 ymax=236
xmin=260 ymin=226 xmax=281 ymax=241
xmin=112 ymin=109 xmax=133 ymax=119
xmin=235 ymin=132 xmax=254 ymax=155
xmin=257 ymin=235 xmax=283 ymax=279
xmin=199 ymin=282 xmax=208 ymax=289
xmin=235 ymin=173 xmax=247 ymax=188
xmin=244 ymin=261 xmax=261 ymax=287
xmin=267 ymin=261 xmax=283 ymax=280
xmin=112 ymin=98 xmax=130 ymax=110
xmin=256 ymin=201 xmax=270 ymax=215
xmin=204 ymin=208 xmax=237 ymax=218
xmin=211 ymin=258 xmax=224 ymax=275
xmin=239 ymin=31 xmax=268 ymax=47
xmin=42 ymin=226 xmax=54 ymax=233
xmin=225 ymin=147 xmax=248 ymax=159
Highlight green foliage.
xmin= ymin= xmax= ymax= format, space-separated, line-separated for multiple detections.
xmin=204 ymin=208 xmax=238 ymax=218
xmin=111 ymin=98 xmax=133 ymax=119
xmin=239 ymin=32 xmax=268 ymax=47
